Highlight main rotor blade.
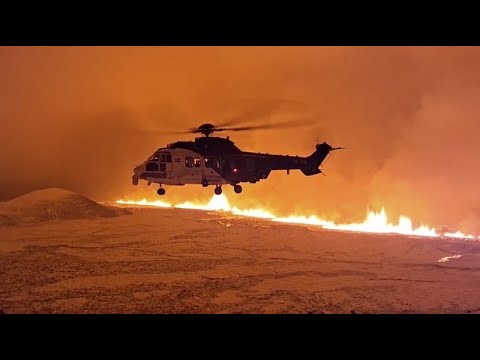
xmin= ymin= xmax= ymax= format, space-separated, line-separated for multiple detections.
xmin=216 ymin=99 xmax=310 ymax=127
xmin=216 ymin=119 xmax=317 ymax=132
xmin=132 ymin=129 xmax=194 ymax=136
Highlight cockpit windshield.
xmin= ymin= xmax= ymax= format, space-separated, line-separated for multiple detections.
xmin=145 ymin=152 xmax=172 ymax=163
xmin=146 ymin=154 xmax=160 ymax=162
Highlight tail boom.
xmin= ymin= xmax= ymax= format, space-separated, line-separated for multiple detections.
xmin=300 ymin=142 xmax=340 ymax=176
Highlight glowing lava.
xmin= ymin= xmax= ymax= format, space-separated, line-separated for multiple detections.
xmin=443 ymin=231 xmax=475 ymax=240
xmin=273 ymin=209 xmax=438 ymax=237
xmin=116 ymin=199 xmax=172 ymax=208
xmin=437 ymin=255 xmax=463 ymax=263
xmin=116 ymin=194 xmax=477 ymax=240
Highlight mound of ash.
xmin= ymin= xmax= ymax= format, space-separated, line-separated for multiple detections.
xmin=0 ymin=188 xmax=131 ymax=225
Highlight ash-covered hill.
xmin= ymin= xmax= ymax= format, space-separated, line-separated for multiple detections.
xmin=0 ymin=188 xmax=130 ymax=225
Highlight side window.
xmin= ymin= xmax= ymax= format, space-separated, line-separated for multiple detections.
xmin=205 ymin=157 xmax=220 ymax=169
xmin=185 ymin=156 xmax=193 ymax=168
xmin=166 ymin=154 xmax=172 ymax=163
xmin=159 ymin=163 xmax=166 ymax=172
xmin=193 ymin=157 xmax=201 ymax=167
xmin=160 ymin=154 xmax=166 ymax=163
xmin=205 ymin=157 xmax=212 ymax=168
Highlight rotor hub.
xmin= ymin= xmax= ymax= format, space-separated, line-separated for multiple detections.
xmin=197 ymin=123 xmax=216 ymax=137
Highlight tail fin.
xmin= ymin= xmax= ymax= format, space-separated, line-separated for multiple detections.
xmin=300 ymin=142 xmax=343 ymax=176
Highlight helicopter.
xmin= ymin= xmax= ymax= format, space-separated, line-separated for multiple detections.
xmin=132 ymin=122 xmax=343 ymax=196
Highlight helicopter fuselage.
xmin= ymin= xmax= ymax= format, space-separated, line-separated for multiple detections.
xmin=132 ymin=136 xmax=339 ymax=196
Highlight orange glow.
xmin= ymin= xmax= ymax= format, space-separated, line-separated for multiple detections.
xmin=116 ymin=199 xmax=172 ymax=208
xmin=437 ymin=255 xmax=462 ymax=263
xmin=116 ymin=194 xmax=478 ymax=240
xmin=443 ymin=231 xmax=475 ymax=240
xmin=2 ymin=47 xmax=480 ymax=237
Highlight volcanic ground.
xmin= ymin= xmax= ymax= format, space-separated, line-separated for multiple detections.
xmin=1 ymin=189 xmax=479 ymax=314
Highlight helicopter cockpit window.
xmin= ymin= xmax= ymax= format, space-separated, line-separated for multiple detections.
xmin=185 ymin=156 xmax=194 ymax=168
xmin=146 ymin=162 xmax=159 ymax=172
xmin=193 ymin=157 xmax=201 ymax=167
xmin=159 ymin=153 xmax=172 ymax=163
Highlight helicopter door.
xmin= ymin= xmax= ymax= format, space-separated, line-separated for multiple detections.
xmin=160 ymin=153 xmax=173 ymax=177
xmin=184 ymin=155 xmax=203 ymax=183
xmin=204 ymin=156 xmax=222 ymax=182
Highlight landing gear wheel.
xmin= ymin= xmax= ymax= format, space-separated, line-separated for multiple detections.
xmin=234 ymin=184 xmax=243 ymax=194
xmin=157 ymin=188 xmax=166 ymax=196
xmin=214 ymin=186 xmax=222 ymax=195
xmin=132 ymin=177 xmax=139 ymax=186
xmin=202 ymin=178 xmax=209 ymax=187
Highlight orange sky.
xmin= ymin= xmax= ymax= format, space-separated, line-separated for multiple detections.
xmin=1 ymin=47 xmax=479 ymax=231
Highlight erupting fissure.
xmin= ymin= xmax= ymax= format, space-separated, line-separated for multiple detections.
xmin=116 ymin=194 xmax=478 ymax=240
